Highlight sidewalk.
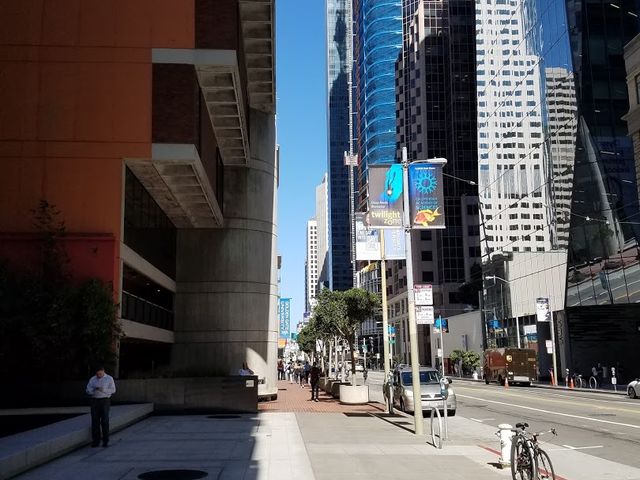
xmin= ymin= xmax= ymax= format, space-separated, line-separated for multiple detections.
xmin=259 ymin=380 xmax=386 ymax=413
xmin=12 ymin=380 xmax=640 ymax=480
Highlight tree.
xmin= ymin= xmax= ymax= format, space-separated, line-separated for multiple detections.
xmin=341 ymin=288 xmax=380 ymax=376
xmin=450 ymin=349 xmax=481 ymax=376
xmin=0 ymin=201 xmax=120 ymax=381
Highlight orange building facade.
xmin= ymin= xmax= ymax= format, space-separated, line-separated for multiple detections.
xmin=0 ymin=0 xmax=279 ymax=397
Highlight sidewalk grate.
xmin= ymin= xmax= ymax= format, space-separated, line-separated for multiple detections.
xmin=343 ymin=412 xmax=372 ymax=417
xmin=138 ymin=470 xmax=208 ymax=480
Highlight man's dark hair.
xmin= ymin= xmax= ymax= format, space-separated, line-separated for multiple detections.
xmin=94 ymin=365 xmax=105 ymax=373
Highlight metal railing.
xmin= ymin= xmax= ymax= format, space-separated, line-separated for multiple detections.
xmin=121 ymin=291 xmax=174 ymax=331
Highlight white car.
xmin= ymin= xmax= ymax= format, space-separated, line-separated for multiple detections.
xmin=628 ymin=379 xmax=640 ymax=399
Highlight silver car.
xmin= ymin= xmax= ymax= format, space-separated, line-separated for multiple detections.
xmin=628 ymin=378 xmax=640 ymax=399
xmin=391 ymin=367 xmax=457 ymax=415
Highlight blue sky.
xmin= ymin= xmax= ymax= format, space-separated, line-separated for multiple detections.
xmin=276 ymin=0 xmax=327 ymax=332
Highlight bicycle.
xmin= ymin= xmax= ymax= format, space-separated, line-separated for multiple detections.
xmin=510 ymin=422 xmax=557 ymax=480
xmin=572 ymin=374 xmax=597 ymax=389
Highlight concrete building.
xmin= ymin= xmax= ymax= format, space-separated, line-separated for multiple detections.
xmin=477 ymin=0 xmax=640 ymax=380
xmin=624 ymin=34 xmax=640 ymax=207
xmin=305 ymin=219 xmax=318 ymax=313
xmin=326 ymin=0 xmax=355 ymax=291
xmin=315 ymin=173 xmax=330 ymax=290
xmin=0 ymin=0 xmax=278 ymax=396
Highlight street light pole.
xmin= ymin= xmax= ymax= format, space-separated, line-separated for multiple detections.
xmin=401 ymin=147 xmax=424 ymax=436
xmin=486 ymin=275 xmax=521 ymax=349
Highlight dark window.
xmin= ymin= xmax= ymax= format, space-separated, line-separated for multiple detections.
xmin=124 ymin=168 xmax=177 ymax=278
xmin=422 ymin=271 xmax=434 ymax=282
xmin=421 ymin=251 xmax=433 ymax=261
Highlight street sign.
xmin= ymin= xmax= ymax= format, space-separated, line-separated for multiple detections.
xmin=414 ymin=284 xmax=433 ymax=306
xmin=437 ymin=348 xmax=443 ymax=358
xmin=433 ymin=317 xmax=449 ymax=333
xmin=416 ymin=305 xmax=435 ymax=324
xmin=536 ymin=297 xmax=551 ymax=322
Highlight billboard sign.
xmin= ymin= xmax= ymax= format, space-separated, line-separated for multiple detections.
xmin=355 ymin=213 xmax=405 ymax=260
xmin=535 ymin=297 xmax=551 ymax=322
xmin=367 ymin=164 xmax=404 ymax=228
xmin=408 ymin=163 xmax=446 ymax=229
xmin=414 ymin=284 xmax=433 ymax=306
xmin=279 ymin=298 xmax=291 ymax=339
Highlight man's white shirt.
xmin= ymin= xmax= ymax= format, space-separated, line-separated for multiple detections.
xmin=86 ymin=374 xmax=116 ymax=398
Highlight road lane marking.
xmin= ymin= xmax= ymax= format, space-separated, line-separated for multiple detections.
xmin=479 ymin=445 xmax=570 ymax=480
xmin=561 ymin=444 xmax=603 ymax=451
xmin=457 ymin=393 xmax=640 ymax=430
xmin=470 ymin=417 xmax=495 ymax=423
xmin=456 ymin=385 xmax=640 ymax=415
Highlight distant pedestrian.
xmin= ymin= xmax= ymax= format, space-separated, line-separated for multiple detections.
xmin=310 ymin=363 xmax=321 ymax=401
xmin=86 ymin=366 xmax=116 ymax=448
xmin=304 ymin=361 xmax=311 ymax=385
xmin=277 ymin=359 xmax=285 ymax=380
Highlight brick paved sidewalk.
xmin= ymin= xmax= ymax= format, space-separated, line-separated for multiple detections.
xmin=259 ymin=380 xmax=386 ymax=413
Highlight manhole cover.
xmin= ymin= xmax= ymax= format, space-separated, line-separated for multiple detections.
xmin=138 ymin=470 xmax=208 ymax=480
xmin=206 ymin=415 xmax=241 ymax=419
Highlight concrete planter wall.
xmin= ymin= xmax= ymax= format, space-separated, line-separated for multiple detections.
xmin=339 ymin=385 xmax=369 ymax=405
xmin=1 ymin=376 xmax=258 ymax=413
xmin=331 ymin=381 xmax=349 ymax=398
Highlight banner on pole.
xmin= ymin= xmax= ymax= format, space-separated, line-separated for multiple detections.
xmin=367 ymin=164 xmax=404 ymax=228
xmin=408 ymin=163 xmax=446 ymax=229
xmin=279 ymin=298 xmax=291 ymax=339
xmin=355 ymin=213 xmax=405 ymax=260
xmin=535 ymin=297 xmax=551 ymax=322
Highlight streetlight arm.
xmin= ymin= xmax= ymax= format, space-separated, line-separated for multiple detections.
xmin=485 ymin=275 xmax=509 ymax=283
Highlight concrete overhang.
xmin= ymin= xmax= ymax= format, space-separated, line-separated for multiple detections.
xmin=239 ymin=0 xmax=275 ymax=113
xmin=126 ymin=144 xmax=223 ymax=228
xmin=153 ymin=48 xmax=250 ymax=166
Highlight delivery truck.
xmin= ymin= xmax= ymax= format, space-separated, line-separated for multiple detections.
xmin=483 ymin=348 xmax=537 ymax=386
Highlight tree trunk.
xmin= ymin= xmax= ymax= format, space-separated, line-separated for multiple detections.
xmin=348 ymin=334 xmax=357 ymax=385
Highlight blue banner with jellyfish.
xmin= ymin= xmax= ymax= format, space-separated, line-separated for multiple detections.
xmin=367 ymin=164 xmax=404 ymax=228
xmin=408 ymin=163 xmax=446 ymax=229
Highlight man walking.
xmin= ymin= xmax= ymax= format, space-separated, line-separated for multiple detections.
xmin=310 ymin=362 xmax=321 ymax=402
xmin=86 ymin=366 xmax=116 ymax=447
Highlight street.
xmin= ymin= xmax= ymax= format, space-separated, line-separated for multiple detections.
xmin=367 ymin=370 xmax=640 ymax=470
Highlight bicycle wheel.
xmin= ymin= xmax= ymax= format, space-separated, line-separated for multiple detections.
xmin=536 ymin=448 xmax=555 ymax=480
xmin=589 ymin=376 xmax=598 ymax=389
xmin=511 ymin=438 xmax=536 ymax=480
xmin=430 ymin=407 xmax=442 ymax=449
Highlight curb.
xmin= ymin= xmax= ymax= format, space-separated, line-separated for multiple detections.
xmin=453 ymin=376 xmax=628 ymax=396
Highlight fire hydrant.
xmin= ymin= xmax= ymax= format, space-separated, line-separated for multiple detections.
xmin=497 ymin=424 xmax=514 ymax=469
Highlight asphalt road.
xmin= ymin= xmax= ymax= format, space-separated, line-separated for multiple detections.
xmin=367 ymin=370 xmax=640 ymax=469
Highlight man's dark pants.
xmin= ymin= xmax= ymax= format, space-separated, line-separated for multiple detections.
xmin=311 ymin=381 xmax=320 ymax=400
xmin=91 ymin=398 xmax=110 ymax=446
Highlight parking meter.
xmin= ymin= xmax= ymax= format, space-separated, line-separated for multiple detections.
xmin=440 ymin=377 xmax=450 ymax=400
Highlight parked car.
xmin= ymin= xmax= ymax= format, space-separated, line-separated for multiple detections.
xmin=628 ymin=378 xmax=640 ymax=399
xmin=390 ymin=366 xmax=456 ymax=415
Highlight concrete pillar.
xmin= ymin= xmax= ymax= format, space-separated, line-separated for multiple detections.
xmin=172 ymin=108 xmax=279 ymax=397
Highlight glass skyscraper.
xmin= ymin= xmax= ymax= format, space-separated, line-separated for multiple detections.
xmin=326 ymin=0 xmax=355 ymax=291
xmin=354 ymin=0 xmax=403 ymax=169
xmin=477 ymin=0 xmax=640 ymax=377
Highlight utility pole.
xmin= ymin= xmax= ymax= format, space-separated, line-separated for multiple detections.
xmin=401 ymin=147 xmax=424 ymax=435
xmin=380 ymin=233 xmax=392 ymax=412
